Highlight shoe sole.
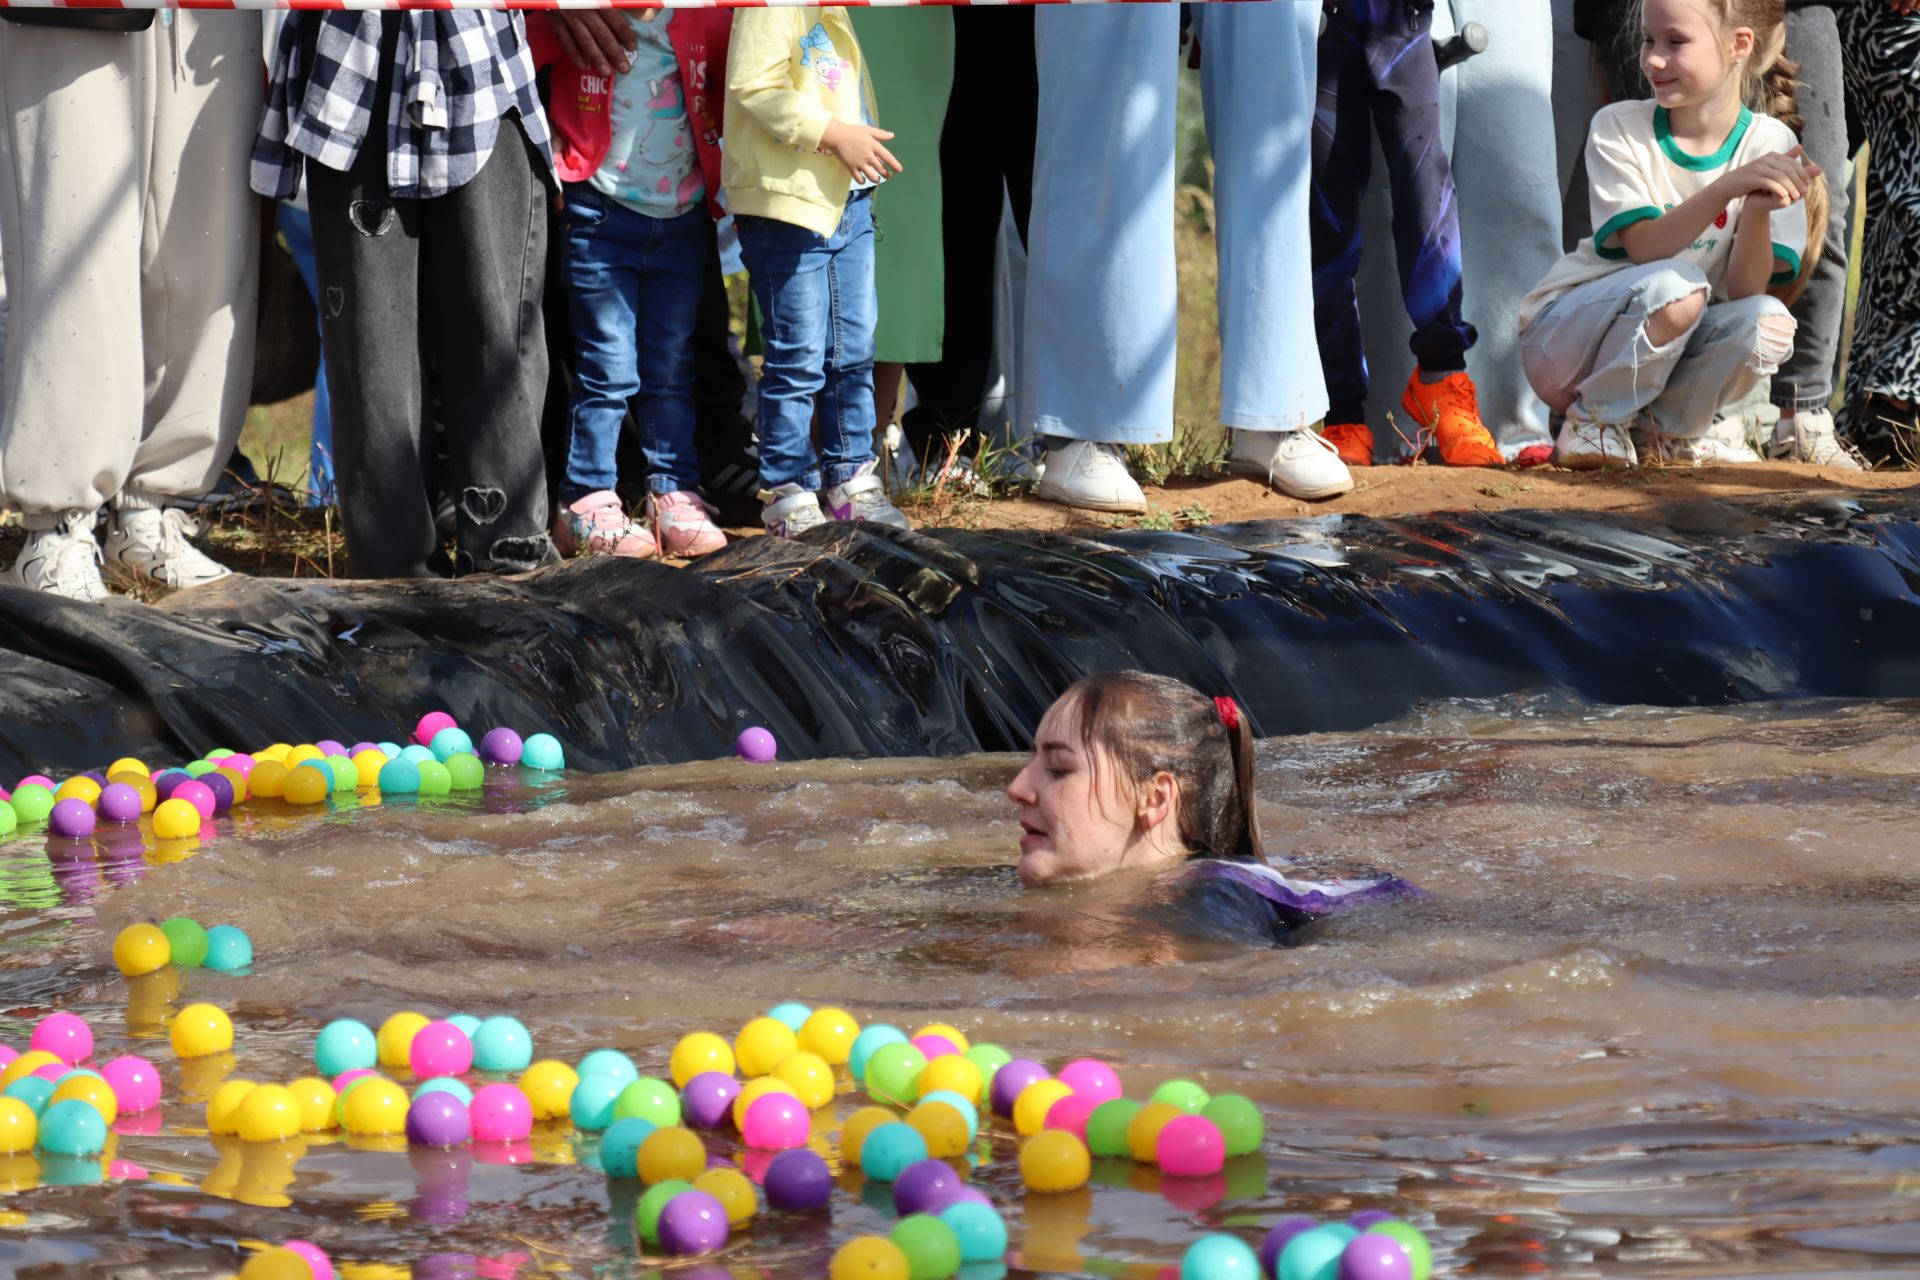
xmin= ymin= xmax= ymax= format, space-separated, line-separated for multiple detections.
xmin=1226 ymin=460 xmax=1354 ymax=501
xmin=1554 ymin=451 xmax=1636 ymax=471
xmin=1035 ymin=480 xmax=1148 ymax=514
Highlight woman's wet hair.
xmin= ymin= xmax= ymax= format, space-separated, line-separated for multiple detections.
xmin=1055 ymin=670 xmax=1266 ymax=862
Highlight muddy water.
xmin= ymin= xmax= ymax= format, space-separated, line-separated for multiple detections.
xmin=4 ymin=698 xmax=1920 ymax=1277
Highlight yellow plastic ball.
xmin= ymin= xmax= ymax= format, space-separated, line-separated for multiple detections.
xmin=343 ymin=1077 xmax=409 ymax=1135
xmin=207 ymin=1079 xmax=261 ymax=1135
xmin=1126 ymin=1101 xmax=1186 ymax=1164
xmin=734 ymin=1016 xmax=800 ymax=1079
xmin=694 ymin=1166 xmax=759 ymax=1225
xmin=0 ymin=1051 xmax=62 ymax=1090
xmin=799 ymin=1006 xmax=861 ymax=1065
xmin=213 ymin=767 xmax=249 ymax=805
xmin=906 ymin=1100 xmax=971 ymax=1159
xmin=669 ymin=1031 xmax=736 ymax=1088
xmin=831 ymin=1235 xmax=911 ymax=1280
xmin=56 ymin=776 xmax=101 ymax=806
xmin=376 ymin=1011 xmax=431 ymax=1070
xmin=285 ymin=744 xmax=324 ymax=767
xmin=1020 ymin=1129 xmax=1091 ymax=1193
xmin=237 ymin=1083 xmax=303 ymax=1143
xmin=170 ymin=1003 xmax=235 ymax=1058
xmin=351 ymin=750 xmax=388 ymax=788
xmin=114 ymin=923 xmax=172 ymax=977
xmin=732 ymin=1076 xmax=800 ymax=1131
xmin=913 ymin=1023 xmax=971 ymax=1054
xmin=107 ymin=757 xmax=151 ymax=779
xmin=0 ymin=1098 xmax=37 ymax=1154
xmin=255 ymin=743 xmax=293 ymax=764
xmin=109 ymin=773 xmax=158 ymax=813
xmin=918 ymin=1055 xmax=984 ymax=1106
xmin=518 ymin=1060 xmax=579 ymax=1121
xmin=51 ymin=1074 xmax=118 ymax=1126
xmin=283 ymin=764 xmax=331 ymax=807
xmin=636 ymin=1125 xmax=707 ymax=1185
xmin=839 ymin=1104 xmax=900 ymax=1166
xmin=248 ymin=760 xmax=289 ymax=799
xmin=287 ymin=1076 xmax=339 ymax=1131
xmin=152 ymin=798 xmax=202 ymax=841
xmin=773 ymin=1050 xmax=836 ymax=1110
xmin=1013 ymin=1079 xmax=1076 ymax=1138
xmin=241 ymin=1247 xmax=315 ymax=1280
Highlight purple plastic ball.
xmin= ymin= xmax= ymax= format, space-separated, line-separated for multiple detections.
xmin=681 ymin=1072 xmax=739 ymax=1129
xmin=200 ymin=772 xmax=235 ymax=813
xmin=349 ymin=742 xmax=380 ymax=757
xmin=892 ymin=1157 xmax=968 ymax=1216
xmin=1262 ymin=1218 xmax=1321 ymax=1278
xmin=80 ymin=770 xmax=108 ymax=787
xmin=152 ymin=770 xmax=189 ymax=801
xmin=657 ymin=1189 xmax=730 ymax=1256
xmin=988 ymin=1059 xmax=1050 ymax=1119
xmin=406 ymin=1093 xmax=472 ymax=1148
xmin=48 ymin=798 xmax=96 ymax=839
xmin=96 ymin=783 xmax=143 ymax=824
xmin=764 ymin=1148 xmax=833 ymax=1211
xmin=1349 ymin=1210 xmax=1396 ymax=1232
xmin=735 ymin=727 xmax=777 ymax=764
xmin=1339 ymin=1232 xmax=1413 ymax=1280
xmin=479 ymin=728 xmax=523 ymax=766
xmin=315 ymin=740 xmax=348 ymax=757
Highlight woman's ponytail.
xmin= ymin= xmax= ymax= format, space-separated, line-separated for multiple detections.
xmin=1213 ymin=696 xmax=1267 ymax=864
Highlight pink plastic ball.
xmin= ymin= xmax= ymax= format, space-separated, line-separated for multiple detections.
xmin=333 ymin=1068 xmax=377 ymax=1094
xmin=415 ymin=712 xmax=458 ymax=747
xmin=17 ymin=775 xmax=53 ymax=791
xmin=220 ymin=754 xmax=257 ymax=778
xmin=409 ymin=1021 xmax=474 ymax=1078
xmin=32 ymin=1012 xmax=93 ymax=1065
xmin=1156 ymin=1114 xmax=1226 ymax=1178
xmin=911 ymin=1035 xmax=960 ymax=1062
xmin=1056 ymin=1058 xmax=1122 ymax=1105
xmin=0 ymin=1044 xmax=17 ymax=1069
xmin=97 ymin=783 xmax=143 ymax=824
xmin=284 ymin=1241 xmax=336 ymax=1280
xmin=741 ymin=1091 xmax=810 ymax=1151
xmin=1044 ymin=1092 xmax=1098 ymax=1142
xmin=171 ymin=779 xmax=216 ymax=819
xmin=469 ymin=1083 xmax=533 ymax=1143
xmin=100 ymin=1054 xmax=162 ymax=1114
xmin=33 ymin=1062 xmax=67 ymax=1084
xmin=48 ymin=798 xmax=96 ymax=838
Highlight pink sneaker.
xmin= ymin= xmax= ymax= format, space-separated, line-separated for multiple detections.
xmin=554 ymin=490 xmax=657 ymax=558
xmin=649 ymin=489 xmax=727 ymax=558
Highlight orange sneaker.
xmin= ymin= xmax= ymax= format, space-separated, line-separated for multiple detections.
xmin=1321 ymin=422 xmax=1375 ymax=468
xmin=1400 ymin=370 xmax=1504 ymax=468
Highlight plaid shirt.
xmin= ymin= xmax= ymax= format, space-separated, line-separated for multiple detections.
xmin=252 ymin=11 xmax=555 ymax=202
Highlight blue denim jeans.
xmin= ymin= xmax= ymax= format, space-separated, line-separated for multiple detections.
xmin=275 ymin=202 xmax=335 ymax=506
xmin=735 ymin=189 xmax=878 ymax=491
xmin=561 ymin=187 xmax=710 ymax=499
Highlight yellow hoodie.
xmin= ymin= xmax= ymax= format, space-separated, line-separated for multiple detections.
xmin=722 ymin=8 xmax=879 ymax=238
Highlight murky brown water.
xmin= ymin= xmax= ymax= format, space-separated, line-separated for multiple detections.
xmin=4 ymin=697 xmax=1920 ymax=1277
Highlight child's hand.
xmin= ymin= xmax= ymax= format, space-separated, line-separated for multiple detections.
xmin=819 ymin=120 xmax=903 ymax=186
xmin=1719 ymin=146 xmax=1820 ymax=211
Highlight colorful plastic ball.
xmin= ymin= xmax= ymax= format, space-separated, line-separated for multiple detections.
xmin=415 ymin=760 xmax=452 ymax=796
xmin=1182 ymin=1234 xmax=1262 ymax=1280
xmin=240 ymin=1248 xmax=316 ymax=1280
xmin=377 ymin=1012 xmax=431 ymax=1070
xmin=742 ymin=1091 xmax=810 ymax=1150
xmin=1151 ymin=1079 xmax=1211 ymax=1114
xmin=736 ymin=727 xmax=777 ymax=763
xmin=1020 ymin=1129 xmax=1090 ymax=1193
xmin=1043 ymin=1093 xmax=1097 ymax=1144
xmin=914 ymin=1056 xmax=979 ymax=1110
xmin=616 ymin=1076 xmax=681 ymax=1128
xmin=1260 ymin=1218 xmax=1321 ymax=1277
xmin=911 ymin=1034 xmax=960 ymax=1063
xmin=767 ymin=1001 xmax=812 ymax=1031
xmin=237 ymin=1084 xmax=303 ymax=1143
xmin=320 ymin=757 xmax=356 ymax=793
xmin=281 ymin=1242 xmax=333 ymax=1280
xmin=351 ymin=750 xmax=389 ymax=787
xmin=959 ymin=1039 xmax=1009 ymax=1101
xmin=670 ymin=1031 xmax=735 ymax=1088
xmin=520 ymin=733 xmax=565 ymax=771
xmin=831 ymin=1236 xmax=911 ymax=1280
xmin=866 ymin=1042 xmax=928 ymax=1107
xmin=343 ymin=1077 xmax=410 ymax=1136
xmin=471 ymin=1015 xmax=533 ymax=1073
xmin=0 ymin=1098 xmax=36 ymax=1154
xmin=1364 ymin=1223 xmax=1432 ymax=1280
xmin=569 ymin=1073 xmax=624 ymax=1131
xmin=1337 ymin=1233 xmax=1414 ymax=1280
xmin=859 ymin=1122 xmax=930 ymax=1182
xmin=410 ymin=1022 xmax=474 ymax=1078
xmin=891 ymin=1214 xmax=963 ymax=1280
xmin=8 ymin=783 xmax=54 ymax=825
xmin=577 ymin=1048 xmax=638 ymax=1087
xmin=478 ymin=728 xmax=523 ymax=766
xmin=413 ymin=1077 xmax=474 ymax=1106
xmin=54 ymin=776 xmax=101 ymax=806
xmin=203 ymin=924 xmax=253 ymax=972
xmin=892 ymin=1158 xmax=966 ymax=1216
xmin=151 ymin=797 xmax=201 ymax=841
xmin=288 ymin=1077 xmax=339 ymax=1132
xmin=1349 ymin=1212 xmax=1396 ymax=1232
xmin=376 ymin=758 xmax=421 ymax=795
xmin=921 ymin=1087 xmax=979 ymax=1135
xmin=152 ymin=917 xmax=207 ymax=968
xmin=756 ymin=1146 xmax=829 ymax=1211
xmin=428 ymin=727 xmax=473 ymax=762
xmin=39 ymin=1098 xmax=107 ymax=1155
xmin=1056 ymin=1059 xmax=1122 ymax=1105
xmin=637 ymin=1125 xmax=707 ymax=1185
xmin=681 ymin=1072 xmax=739 ymax=1129
xmin=315 ymin=1019 xmax=378 ymax=1076
xmin=96 ymin=783 xmax=142 ymax=824
xmin=15 ymin=774 xmax=53 ymax=790
xmin=415 ymin=711 xmax=458 ymax=747
xmin=519 ymin=1062 xmax=578 ymax=1121
xmin=399 ymin=745 xmax=435 ymax=765
xmin=906 ymin=1099 xmax=972 ymax=1159
xmin=182 ymin=761 xmax=217 ymax=779
xmin=1203 ymin=1093 xmax=1265 ymax=1158
xmin=599 ymin=1115 xmax=658 ymax=1178
xmin=171 ymin=777 xmax=217 ymax=817
xmin=405 ymin=1091 xmax=471 ymax=1148
xmin=1278 ymin=1225 xmax=1360 ymax=1280
xmin=468 ymin=1083 xmax=533 ymax=1143
xmin=634 ymin=1178 xmax=696 ymax=1244
xmin=4 ymin=1076 xmax=54 ymax=1116
xmin=47 ymin=798 xmax=95 ymax=838
xmin=32 ymin=1063 xmax=66 ymax=1085
xmin=939 ymin=1200 xmax=1008 ymax=1265
xmin=797 ymin=1005 xmax=860 ymax=1064
xmin=32 ymin=1012 xmax=92 ymax=1065
xmin=658 ymin=1187 xmax=729 ymax=1256
xmin=0 ymin=800 xmax=14 ymax=839
xmin=1126 ymin=1101 xmax=1185 ymax=1164
xmin=850 ymin=1024 xmax=908 ymax=1082
xmin=106 ymin=757 xmax=149 ymax=779
xmin=170 ymin=1003 xmax=233 ymax=1058
xmin=1158 ymin=1114 xmax=1226 ymax=1178
xmin=281 ymin=766 xmax=329 ymax=807
xmin=50 ymin=1072 xmax=115 ymax=1126
xmin=247 ymin=761 xmax=289 ymax=799
xmin=1 ymin=1051 xmax=59 ymax=1091
xmin=444 ymin=753 xmax=485 ymax=790
xmin=988 ymin=1059 xmax=1049 ymax=1118
xmin=773 ymin=1050 xmax=835 ymax=1110
xmin=694 ymin=1166 xmax=758 ymax=1225
xmin=734 ymin=1016 xmax=799 ymax=1079
xmin=313 ymin=740 xmax=348 ymax=758
xmin=113 ymin=924 xmax=170 ymax=977
xmin=839 ymin=1105 xmax=899 ymax=1166
xmin=1013 ymin=1079 xmax=1075 ymax=1138
xmin=99 ymin=1055 xmax=160 ymax=1114
xmin=199 ymin=771 xmax=236 ymax=812
xmin=912 ymin=1024 xmax=970 ymax=1053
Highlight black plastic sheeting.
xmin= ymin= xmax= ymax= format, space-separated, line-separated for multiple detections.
xmin=5 ymin=491 xmax=1920 ymax=779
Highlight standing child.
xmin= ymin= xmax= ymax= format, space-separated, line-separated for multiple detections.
xmin=1521 ymin=0 xmax=1823 ymax=468
xmin=724 ymin=8 xmax=912 ymax=537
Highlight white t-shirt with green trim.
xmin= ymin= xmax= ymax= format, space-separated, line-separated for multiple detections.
xmin=1519 ymin=100 xmax=1808 ymax=331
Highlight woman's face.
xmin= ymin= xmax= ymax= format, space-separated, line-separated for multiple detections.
xmin=1006 ymin=699 xmax=1139 ymax=886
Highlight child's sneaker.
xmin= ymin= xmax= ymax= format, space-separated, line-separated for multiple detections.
xmin=1400 ymin=370 xmax=1504 ymax=467
xmin=823 ymin=460 xmax=913 ymax=531
xmin=1769 ymin=407 xmax=1862 ymax=469
xmin=1321 ymin=422 xmax=1375 ymax=468
xmin=1553 ymin=418 xmax=1637 ymax=470
xmin=555 ymin=490 xmax=657 ymax=558
xmin=1651 ymin=419 xmax=1762 ymax=466
xmin=760 ymin=483 xmax=827 ymax=538
xmin=648 ymin=490 xmax=727 ymax=558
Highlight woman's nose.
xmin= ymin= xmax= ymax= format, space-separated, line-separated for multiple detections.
xmin=1006 ymin=764 xmax=1034 ymax=806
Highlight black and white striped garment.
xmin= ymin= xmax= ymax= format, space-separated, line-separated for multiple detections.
xmin=1838 ymin=6 xmax=1920 ymax=407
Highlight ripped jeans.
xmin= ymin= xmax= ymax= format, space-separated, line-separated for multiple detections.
xmin=1521 ymin=261 xmax=1795 ymax=439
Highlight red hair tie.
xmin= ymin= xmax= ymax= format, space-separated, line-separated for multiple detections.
xmin=1213 ymin=696 xmax=1239 ymax=732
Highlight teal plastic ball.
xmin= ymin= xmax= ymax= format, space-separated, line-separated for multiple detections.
xmin=570 ymin=1073 xmax=625 ymax=1130
xmin=316 ymin=1018 xmax=378 ymax=1076
xmin=39 ymin=1098 xmax=108 ymax=1155
xmin=1182 ymin=1234 xmax=1262 ymax=1280
xmin=4 ymin=1076 xmax=55 ymax=1115
xmin=400 ymin=745 xmax=436 ymax=765
xmin=378 ymin=758 xmax=422 ymax=794
xmin=429 ymin=727 xmax=474 ymax=762
xmin=378 ymin=741 xmax=403 ymax=759
xmin=600 ymin=1115 xmax=658 ymax=1178
xmin=858 ymin=1122 xmax=929 ymax=1182
xmin=472 ymin=1016 xmax=533 ymax=1072
xmin=1279 ymin=1225 xmax=1359 ymax=1280
xmin=578 ymin=1049 xmax=638 ymax=1088
xmin=414 ymin=1077 xmax=475 ymax=1105
xmin=938 ymin=1200 xmax=1008 ymax=1264
xmin=768 ymin=1002 xmax=811 ymax=1031
xmin=447 ymin=1014 xmax=481 ymax=1039
xmin=203 ymin=924 xmax=253 ymax=972
xmin=849 ymin=1024 xmax=908 ymax=1083
xmin=521 ymin=734 xmax=565 ymax=772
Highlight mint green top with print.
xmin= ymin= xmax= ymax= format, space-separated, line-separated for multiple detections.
xmin=590 ymin=13 xmax=705 ymax=219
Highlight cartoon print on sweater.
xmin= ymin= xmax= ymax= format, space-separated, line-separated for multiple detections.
xmin=799 ymin=23 xmax=847 ymax=93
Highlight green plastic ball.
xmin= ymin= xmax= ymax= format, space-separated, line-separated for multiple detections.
xmin=866 ymin=1041 xmax=927 ymax=1107
xmin=9 ymin=784 xmax=54 ymax=825
xmin=635 ymin=1178 xmax=695 ymax=1243
xmin=1201 ymin=1093 xmax=1263 ymax=1157
xmin=1085 ymin=1098 xmax=1142 ymax=1158
xmin=1150 ymin=1079 xmax=1210 ymax=1114
xmin=1370 ymin=1221 xmax=1433 ymax=1280
xmin=891 ymin=1214 xmax=962 ymax=1280
xmin=184 ymin=760 xmax=217 ymax=778
xmin=158 ymin=917 xmax=209 ymax=968
xmin=324 ymin=755 xmax=358 ymax=791
xmin=0 ymin=799 xmax=16 ymax=839
xmin=616 ymin=1077 xmax=682 ymax=1128
xmin=962 ymin=1042 xmax=1011 ymax=1087
xmin=444 ymin=753 xmax=485 ymax=790
xmin=416 ymin=759 xmax=453 ymax=796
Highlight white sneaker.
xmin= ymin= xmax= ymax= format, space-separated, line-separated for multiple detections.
xmin=1035 ymin=440 xmax=1146 ymax=513
xmin=1655 ymin=418 xmax=1762 ymax=466
xmin=2 ymin=516 xmax=108 ymax=603
xmin=103 ymin=508 xmax=232 ymax=590
xmin=1769 ymin=407 xmax=1862 ymax=469
xmin=823 ymin=460 xmax=913 ymax=531
xmin=759 ymin=483 xmax=827 ymax=538
xmin=1553 ymin=418 xmax=1638 ymax=470
xmin=1229 ymin=428 xmax=1354 ymax=501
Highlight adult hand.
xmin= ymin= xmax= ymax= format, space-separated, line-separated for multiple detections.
xmin=549 ymin=10 xmax=644 ymax=77
xmin=1894 ymin=0 xmax=1920 ymax=14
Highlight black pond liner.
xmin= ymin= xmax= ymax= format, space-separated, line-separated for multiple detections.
xmin=3 ymin=490 xmax=1920 ymax=778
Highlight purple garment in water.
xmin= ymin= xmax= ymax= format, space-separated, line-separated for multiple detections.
xmin=1188 ymin=858 xmax=1424 ymax=923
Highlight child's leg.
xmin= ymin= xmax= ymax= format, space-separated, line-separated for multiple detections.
xmin=632 ymin=210 xmax=711 ymax=497
xmin=816 ymin=191 xmax=879 ymax=488
xmin=1644 ymin=296 xmax=1797 ymax=442
xmin=1520 ymin=262 xmax=1708 ymax=438
xmin=1310 ymin=2 xmax=1379 ymax=426
xmin=735 ymin=215 xmax=831 ymax=493
xmin=559 ymin=193 xmax=646 ymax=504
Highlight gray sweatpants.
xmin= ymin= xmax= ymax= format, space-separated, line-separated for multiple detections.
xmin=1773 ymin=4 xmax=1849 ymax=412
xmin=1521 ymin=261 xmax=1796 ymax=438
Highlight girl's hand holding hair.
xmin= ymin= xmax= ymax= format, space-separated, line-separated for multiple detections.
xmin=1719 ymin=145 xmax=1821 ymax=212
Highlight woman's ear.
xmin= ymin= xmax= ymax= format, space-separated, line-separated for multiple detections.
xmin=1137 ymin=770 xmax=1181 ymax=836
